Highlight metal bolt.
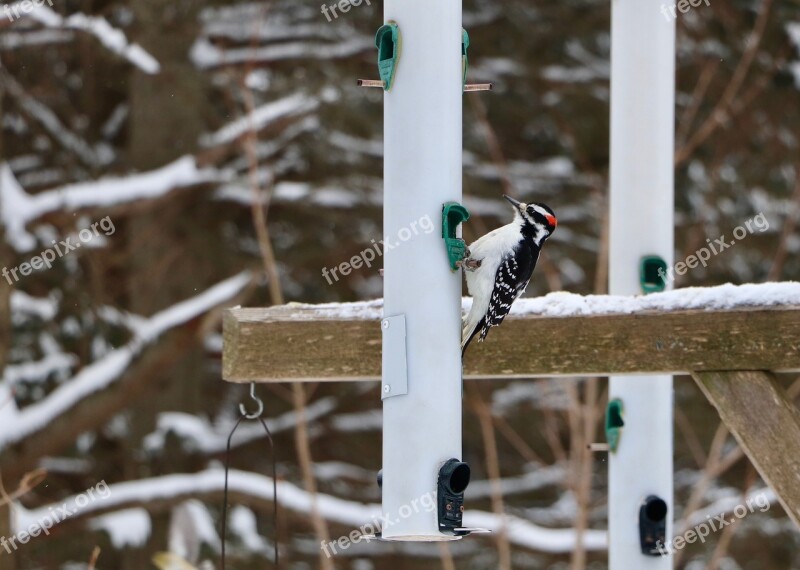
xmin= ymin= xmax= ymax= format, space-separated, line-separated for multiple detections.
xmin=382 ymin=320 xmax=390 ymax=329
xmin=446 ymin=503 xmax=452 ymax=511
xmin=384 ymin=385 xmax=391 ymax=393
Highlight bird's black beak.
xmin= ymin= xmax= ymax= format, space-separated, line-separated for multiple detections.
xmin=503 ymin=195 xmax=522 ymax=209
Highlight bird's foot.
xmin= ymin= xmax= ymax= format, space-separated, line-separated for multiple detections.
xmin=456 ymin=258 xmax=482 ymax=271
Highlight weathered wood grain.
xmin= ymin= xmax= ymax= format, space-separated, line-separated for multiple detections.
xmin=692 ymin=370 xmax=800 ymax=529
xmin=222 ymin=305 xmax=800 ymax=382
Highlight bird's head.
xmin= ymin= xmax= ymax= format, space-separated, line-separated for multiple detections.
xmin=504 ymin=195 xmax=557 ymax=241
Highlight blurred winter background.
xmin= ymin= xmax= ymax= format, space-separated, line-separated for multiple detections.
xmin=0 ymin=0 xmax=799 ymax=568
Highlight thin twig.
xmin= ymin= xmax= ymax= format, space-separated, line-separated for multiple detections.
xmin=0 ymin=468 xmax=47 ymax=509
xmin=571 ymin=379 xmax=600 ymax=570
xmin=542 ymin=408 xmax=568 ymax=465
xmin=767 ymin=171 xmax=800 ymax=281
xmin=674 ymin=421 xmax=744 ymax=566
xmin=437 ymin=541 xmax=457 ymax=570
xmin=675 ymin=0 xmax=774 ymax=165
xmin=675 ymin=408 xmax=708 ymax=468
xmin=468 ymin=95 xmax=514 ymax=195
xmin=468 ymin=385 xmax=512 ymax=570
xmin=493 ymin=415 xmax=545 ymax=466
xmin=676 ymin=59 xmax=720 ymax=145
xmin=237 ymin=10 xmax=332 ymax=566
xmin=87 ymin=546 xmax=101 ymax=570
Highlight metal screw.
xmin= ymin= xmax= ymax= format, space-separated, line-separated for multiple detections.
xmin=382 ymin=320 xmax=390 ymax=329
xmin=446 ymin=503 xmax=452 ymax=511
xmin=384 ymin=385 xmax=391 ymax=393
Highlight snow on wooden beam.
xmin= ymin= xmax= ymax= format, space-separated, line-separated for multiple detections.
xmin=222 ymin=283 xmax=800 ymax=383
xmin=692 ymin=371 xmax=800 ymax=530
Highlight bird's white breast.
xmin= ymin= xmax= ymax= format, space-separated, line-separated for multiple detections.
xmin=464 ymin=221 xmax=522 ymax=323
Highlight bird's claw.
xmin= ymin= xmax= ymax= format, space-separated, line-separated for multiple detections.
xmin=457 ymin=258 xmax=482 ymax=271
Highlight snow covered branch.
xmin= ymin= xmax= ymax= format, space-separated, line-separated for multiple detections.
xmin=16 ymin=468 xmax=608 ymax=555
xmin=0 ymin=157 xmax=226 ymax=252
xmin=17 ymin=4 xmax=160 ymax=74
xmin=0 ymin=69 xmax=113 ymax=169
xmin=0 ymin=273 xmax=253 ymax=479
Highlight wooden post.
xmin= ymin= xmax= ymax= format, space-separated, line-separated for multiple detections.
xmin=692 ymin=370 xmax=800 ymax=529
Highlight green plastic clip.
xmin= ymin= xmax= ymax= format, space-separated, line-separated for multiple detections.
xmin=442 ymin=202 xmax=471 ymax=271
xmin=640 ymin=255 xmax=668 ymax=294
xmin=375 ymin=21 xmax=401 ymax=92
xmin=462 ymin=28 xmax=470 ymax=89
xmin=605 ymin=399 xmax=624 ymax=454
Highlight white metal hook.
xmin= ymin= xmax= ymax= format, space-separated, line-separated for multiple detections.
xmin=239 ymin=383 xmax=264 ymax=419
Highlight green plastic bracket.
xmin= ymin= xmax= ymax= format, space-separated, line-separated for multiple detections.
xmin=640 ymin=255 xmax=668 ymax=294
xmin=442 ymin=202 xmax=471 ymax=271
xmin=375 ymin=21 xmax=401 ymax=92
xmin=605 ymin=399 xmax=624 ymax=453
xmin=462 ymin=28 xmax=470 ymax=88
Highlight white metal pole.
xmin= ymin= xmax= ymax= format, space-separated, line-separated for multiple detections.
xmin=381 ymin=0 xmax=464 ymax=541
xmin=609 ymin=0 xmax=675 ymax=567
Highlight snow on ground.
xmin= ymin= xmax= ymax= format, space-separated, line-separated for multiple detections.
xmin=284 ymin=282 xmax=800 ymax=321
xmin=0 ymin=272 xmax=251 ymax=449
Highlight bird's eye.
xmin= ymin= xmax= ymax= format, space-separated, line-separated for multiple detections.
xmin=526 ymin=206 xmax=535 ymax=215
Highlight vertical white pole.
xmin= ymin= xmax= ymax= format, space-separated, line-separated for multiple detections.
xmin=609 ymin=0 xmax=675 ymax=567
xmin=381 ymin=0 xmax=463 ymax=540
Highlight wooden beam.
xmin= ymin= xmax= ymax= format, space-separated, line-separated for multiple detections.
xmin=222 ymin=304 xmax=800 ymax=382
xmin=692 ymin=371 xmax=800 ymax=529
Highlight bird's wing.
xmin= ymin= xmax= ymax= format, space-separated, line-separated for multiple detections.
xmin=479 ymin=253 xmax=529 ymax=340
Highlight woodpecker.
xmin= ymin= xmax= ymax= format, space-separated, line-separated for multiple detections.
xmin=461 ymin=195 xmax=557 ymax=354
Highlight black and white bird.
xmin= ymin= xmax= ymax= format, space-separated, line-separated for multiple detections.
xmin=461 ymin=195 xmax=557 ymax=354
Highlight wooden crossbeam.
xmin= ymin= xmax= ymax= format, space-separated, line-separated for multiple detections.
xmin=222 ymin=304 xmax=800 ymax=383
xmin=692 ymin=371 xmax=800 ymax=529
xmin=223 ymin=300 xmax=800 ymax=529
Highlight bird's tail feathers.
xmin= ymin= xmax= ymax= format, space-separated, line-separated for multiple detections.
xmin=461 ymin=316 xmax=485 ymax=356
